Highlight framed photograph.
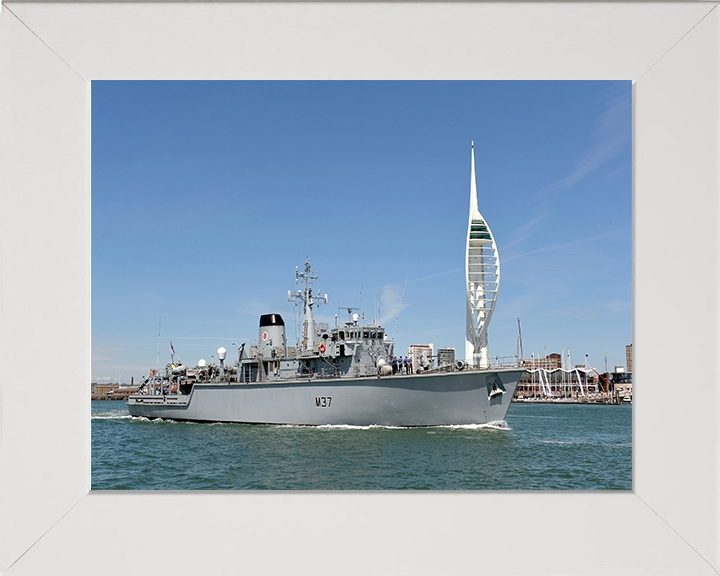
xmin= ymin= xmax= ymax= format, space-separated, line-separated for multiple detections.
xmin=89 ymin=79 xmax=633 ymax=492
xmin=1 ymin=2 xmax=717 ymax=574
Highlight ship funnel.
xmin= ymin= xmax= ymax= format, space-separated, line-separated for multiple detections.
xmin=259 ymin=313 xmax=286 ymax=359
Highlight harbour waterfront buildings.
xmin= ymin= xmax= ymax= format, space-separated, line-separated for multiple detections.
xmin=524 ymin=353 xmax=562 ymax=370
xmin=465 ymin=143 xmax=500 ymax=367
xmin=515 ymin=351 xmax=632 ymax=402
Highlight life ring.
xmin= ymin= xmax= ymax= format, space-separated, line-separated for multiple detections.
xmin=318 ymin=343 xmax=326 ymax=353
xmin=150 ymin=369 xmax=156 ymax=377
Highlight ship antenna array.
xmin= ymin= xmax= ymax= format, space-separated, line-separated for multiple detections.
xmin=288 ymin=259 xmax=328 ymax=309
xmin=287 ymin=258 xmax=328 ymax=352
xmin=339 ymin=306 xmax=359 ymax=325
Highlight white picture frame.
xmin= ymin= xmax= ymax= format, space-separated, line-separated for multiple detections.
xmin=1 ymin=2 xmax=718 ymax=574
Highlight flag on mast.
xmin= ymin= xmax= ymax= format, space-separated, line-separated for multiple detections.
xmin=170 ymin=341 xmax=176 ymax=357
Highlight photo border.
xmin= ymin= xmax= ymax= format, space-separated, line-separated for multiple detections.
xmin=1 ymin=2 xmax=718 ymax=574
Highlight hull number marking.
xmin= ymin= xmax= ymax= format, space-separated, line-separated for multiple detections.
xmin=315 ymin=396 xmax=332 ymax=407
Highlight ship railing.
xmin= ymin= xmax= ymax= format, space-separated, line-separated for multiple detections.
xmin=414 ymin=355 xmax=521 ymax=374
xmin=485 ymin=355 xmax=522 ymax=369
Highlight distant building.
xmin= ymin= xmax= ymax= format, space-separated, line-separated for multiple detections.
xmin=524 ymin=353 xmax=562 ymax=370
xmin=92 ymin=383 xmax=116 ymax=396
xmin=91 ymin=382 xmax=139 ymax=400
xmin=612 ymin=371 xmax=632 ymax=396
xmin=626 ymin=344 xmax=632 ymax=372
xmin=437 ymin=348 xmax=456 ymax=369
xmin=517 ymin=365 xmax=599 ymax=397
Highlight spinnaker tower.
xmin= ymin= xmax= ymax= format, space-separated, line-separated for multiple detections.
xmin=465 ymin=142 xmax=500 ymax=368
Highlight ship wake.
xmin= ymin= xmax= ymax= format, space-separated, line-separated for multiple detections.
xmin=437 ymin=420 xmax=511 ymax=431
xmin=300 ymin=421 xmax=512 ymax=431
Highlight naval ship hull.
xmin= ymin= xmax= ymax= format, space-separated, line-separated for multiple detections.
xmin=127 ymin=367 xmax=524 ymax=427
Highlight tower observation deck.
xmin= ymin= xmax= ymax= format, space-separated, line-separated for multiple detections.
xmin=465 ymin=142 xmax=499 ymax=368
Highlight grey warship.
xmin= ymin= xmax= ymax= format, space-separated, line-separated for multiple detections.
xmin=127 ymin=260 xmax=525 ymax=426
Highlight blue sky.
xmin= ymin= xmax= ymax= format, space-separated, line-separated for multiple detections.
xmin=92 ymin=81 xmax=632 ymax=384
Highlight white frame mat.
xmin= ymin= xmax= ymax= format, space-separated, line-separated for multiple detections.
xmin=1 ymin=2 xmax=718 ymax=575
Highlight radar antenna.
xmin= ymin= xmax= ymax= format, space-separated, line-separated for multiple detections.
xmin=339 ymin=306 xmax=359 ymax=325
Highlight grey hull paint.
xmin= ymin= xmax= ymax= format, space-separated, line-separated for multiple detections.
xmin=127 ymin=367 xmax=524 ymax=426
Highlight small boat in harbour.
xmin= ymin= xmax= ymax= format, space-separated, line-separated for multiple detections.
xmin=127 ymin=260 xmax=526 ymax=426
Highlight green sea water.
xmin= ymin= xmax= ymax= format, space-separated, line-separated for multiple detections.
xmin=91 ymin=400 xmax=631 ymax=490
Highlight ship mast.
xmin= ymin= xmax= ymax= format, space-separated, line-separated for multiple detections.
xmin=288 ymin=259 xmax=328 ymax=353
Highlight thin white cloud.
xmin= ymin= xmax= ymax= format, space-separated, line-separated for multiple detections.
xmin=234 ymin=299 xmax=272 ymax=317
xmin=501 ymin=214 xmax=548 ymax=252
xmin=603 ymin=300 xmax=632 ymax=314
xmin=379 ymin=283 xmax=410 ymax=327
xmin=538 ymin=87 xmax=631 ymax=198
xmin=408 ymin=268 xmax=463 ymax=284
xmin=504 ymin=228 xmax=628 ymax=262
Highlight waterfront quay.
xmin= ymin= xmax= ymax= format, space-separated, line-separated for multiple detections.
xmin=91 ymin=383 xmax=138 ymax=401
xmin=512 ymin=392 xmax=631 ymax=405
xmin=514 ymin=358 xmax=632 ymax=405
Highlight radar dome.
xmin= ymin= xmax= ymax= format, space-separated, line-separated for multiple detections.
xmin=217 ymin=347 xmax=227 ymax=361
xmin=198 ymin=359 xmax=207 ymax=367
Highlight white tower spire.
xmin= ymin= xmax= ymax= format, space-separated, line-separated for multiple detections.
xmin=465 ymin=142 xmax=500 ymax=368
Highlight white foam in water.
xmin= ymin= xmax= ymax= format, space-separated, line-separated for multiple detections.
xmin=294 ymin=422 xmax=512 ymax=431
xmin=267 ymin=423 xmax=407 ymax=430
xmin=540 ymin=439 xmax=588 ymax=445
xmin=93 ymin=416 xmax=513 ymax=430
xmin=430 ymin=421 xmax=511 ymax=431
xmin=311 ymin=424 xmax=393 ymax=430
xmin=97 ymin=415 xmax=511 ymax=429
